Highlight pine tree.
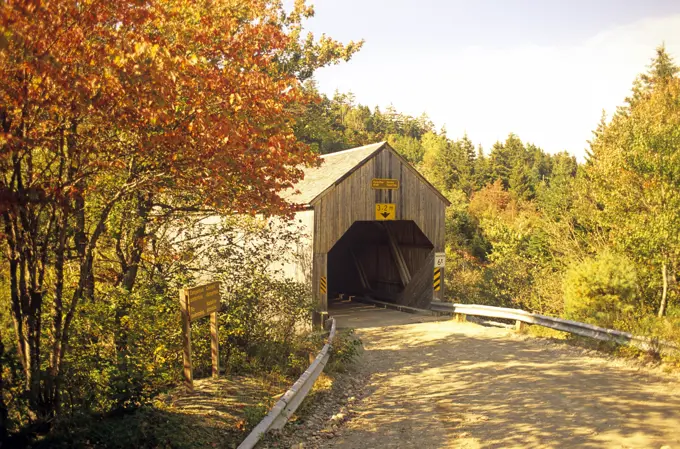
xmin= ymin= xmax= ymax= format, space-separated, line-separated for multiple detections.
xmin=586 ymin=46 xmax=680 ymax=317
xmin=627 ymin=44 xmax=679 ymax=107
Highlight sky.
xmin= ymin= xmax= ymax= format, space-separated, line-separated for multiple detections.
xmin=301 ymin=0 xmax=680 ymax=160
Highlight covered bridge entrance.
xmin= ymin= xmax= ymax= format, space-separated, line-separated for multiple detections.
xmin=283 ymin=142 xmax=449 ymax=321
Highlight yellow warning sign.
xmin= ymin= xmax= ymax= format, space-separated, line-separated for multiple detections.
xmin=375 ymin=203 xmax=396 ymax=220
xmin=320 ymin=276 xmax=327 ymax=294
xmin=371 ymin=178 xmax=400 ymax=189
xmin=433 ymin=268 xmax=441 ymax=292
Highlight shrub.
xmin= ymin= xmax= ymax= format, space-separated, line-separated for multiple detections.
xmin=326 ymin=329 xmax=363 ymax=373
xmin=563 ymin=251 xmax=638 ymax=329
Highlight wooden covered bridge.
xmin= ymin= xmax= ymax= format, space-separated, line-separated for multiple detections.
xmin=282 ymin=142 xmax=450 ymax=321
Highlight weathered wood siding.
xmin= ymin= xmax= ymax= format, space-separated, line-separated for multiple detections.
xmin=312 ymin=146 xmax=446 ymax=310
xmin=312 ymin=147 xmax=445 ymax=254
xmin=401 ymin=249 xmax=436 ymax=308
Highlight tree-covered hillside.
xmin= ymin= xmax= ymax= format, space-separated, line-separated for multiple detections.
xmin=296 ymin=46 xmax=680 ymax=341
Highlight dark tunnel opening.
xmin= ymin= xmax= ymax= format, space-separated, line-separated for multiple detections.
xmin=327 ymin=220 xmax=434 ymax=308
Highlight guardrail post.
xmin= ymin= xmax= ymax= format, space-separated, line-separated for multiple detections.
xmin=455 ymin=313 xmax=466 ymax=323
xmin=515 ymin=320 xmax=527 ymax=333
xmin=311 ymin=310 xmax=322 ymax=329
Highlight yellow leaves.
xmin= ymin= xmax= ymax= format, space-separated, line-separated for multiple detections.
xmin=134 ymin=41 xmax=148 ymax=56
xmin=149 ymin=43 xmax=160 ymax=59
xmin=188 ymin=53 xmax=198 ymax=65
xmin=229 ymin=92 xmax=242 ymax=111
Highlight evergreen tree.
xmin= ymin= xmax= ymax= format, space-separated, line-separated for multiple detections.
xmin=489 ymin=141 xmax=512 ymax=188
xmin=587 ymin=47 xmax=680 ymax=317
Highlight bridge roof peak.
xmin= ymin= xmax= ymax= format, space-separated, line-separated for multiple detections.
xmin=285 ymin=141 xmax=449 ymax=207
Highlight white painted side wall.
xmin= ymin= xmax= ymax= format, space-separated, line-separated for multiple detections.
xmin=271 ymin=209 xmax=314 ymax=286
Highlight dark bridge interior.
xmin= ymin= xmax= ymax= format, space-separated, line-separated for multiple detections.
xmin=327 ymin=220 xmax=434 ymax=308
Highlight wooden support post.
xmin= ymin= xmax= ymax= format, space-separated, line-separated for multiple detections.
xmin=180 ymin=288 xmax=193 ymax=390
xmin=455 ymin=313 xmax=467 ymax=323
xmin=515 ymin=320 xmax=527 ymax=333
xmin=383 ymin=223 xmax=411 ymax=286
xmin=210 ymin=311 xmax=219 ymax=378
xmin=350 ymin=249 xmax=371 ymax=290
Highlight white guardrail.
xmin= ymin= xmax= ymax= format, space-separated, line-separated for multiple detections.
xmin=238 ymin=318 xmax=337 ymax=449
xmin=350 ymin=296 xmax=675 ymax=355
xmin=431 ymin=300 xmax=675 ymax=354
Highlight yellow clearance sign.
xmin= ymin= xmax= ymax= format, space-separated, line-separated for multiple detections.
xmin=375 ymin=203 xmax=396 ymax=220
xmin=371 ymin=178 xmax=400 ymax=189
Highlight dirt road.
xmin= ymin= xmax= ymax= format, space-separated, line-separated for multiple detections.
xmin=323 ymin=301 xmax=680 ymax=449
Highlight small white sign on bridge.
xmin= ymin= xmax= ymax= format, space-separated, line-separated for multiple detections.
xmin=435 ymin=252 xmax=446 ymax=268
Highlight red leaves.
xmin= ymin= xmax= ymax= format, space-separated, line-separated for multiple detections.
xmin=1 ymin=0 xmax=324 ymax=216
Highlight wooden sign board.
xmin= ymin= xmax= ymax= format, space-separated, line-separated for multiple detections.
xmin=371 ymin=178 xmax=400 ymax=189
xmin=375 ymin=203 xmax=396 ymax=220
xmin=186 ymin=281 xmax=220 ymax=320
xmin=180 ymin=281 xmax=221 ymax=390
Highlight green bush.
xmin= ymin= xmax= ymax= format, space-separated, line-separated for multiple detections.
xmin=326 ymin=329 xmax=363 ymax=373
xmin=563 ymin=251 xmax=638 ymax=329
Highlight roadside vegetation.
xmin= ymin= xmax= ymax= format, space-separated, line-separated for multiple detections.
xmin=0 ymin=0 xmax=362 ymax=445
xmin=2 ymin=0 xmax=679 ymax=446
xmin=294 ymin=47 xmax=680 ymax=362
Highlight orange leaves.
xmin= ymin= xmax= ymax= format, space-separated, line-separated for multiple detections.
xmin=0 ymin=0 xmax=351 ymax=217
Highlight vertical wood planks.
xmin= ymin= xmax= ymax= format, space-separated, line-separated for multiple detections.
xmin=310 ymin=144 xmax=449 ymax=309
xmin=312 ymin=147 xmax=447 ymax=254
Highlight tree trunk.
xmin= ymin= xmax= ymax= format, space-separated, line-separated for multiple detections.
xmin=659 ymin=261 xmax=669 ymax=317
xmin=0 ymin=335 xmax=9 ymax=444
xmin=46 ymin=211 xmax=69 ymax=415
xmin=113 ymin=192 xmax=152 ymax=410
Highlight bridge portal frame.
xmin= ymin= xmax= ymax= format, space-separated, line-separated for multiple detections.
xmin=283 ymin=142 xmax=449 ymax=318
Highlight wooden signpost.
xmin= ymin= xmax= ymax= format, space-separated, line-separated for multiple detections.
xmin=180 ymin=281 xmax=221 ymax=390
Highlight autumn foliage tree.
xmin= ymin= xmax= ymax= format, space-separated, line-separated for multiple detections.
xmin=586 ymin=46 xmax=680 ymax=318
xmin=0 ymin=0 xmax=360 ymax=426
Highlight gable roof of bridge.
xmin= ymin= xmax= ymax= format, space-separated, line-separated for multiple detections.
xmin=284 ymin=141 xmax=450 ymax=207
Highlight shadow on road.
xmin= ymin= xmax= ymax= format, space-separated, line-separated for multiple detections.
xmin=329 ymin=299 xmax=443 ymax=329
xmin=326 ymin=302 xmax=680 ymax=448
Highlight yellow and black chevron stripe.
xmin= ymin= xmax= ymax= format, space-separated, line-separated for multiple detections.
xmin=433 ymin=268 xmax=441 ymax=292
xmin=320 ymin=276 xmax=327 ymax=294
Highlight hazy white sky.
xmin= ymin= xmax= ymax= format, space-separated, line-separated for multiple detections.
xmin=303 ymin=0 xmax=680 ymax=160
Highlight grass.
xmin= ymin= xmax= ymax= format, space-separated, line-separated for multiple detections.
xmin=522 ymin=323 xmax=680 ymax=369
xmin=35 ymin=375 xmax=287 ymax=449
xmin=30 ymin=330 xmax=361 ymax=449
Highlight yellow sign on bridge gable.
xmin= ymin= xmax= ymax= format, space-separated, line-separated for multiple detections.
xmin=375 ymin=203 xmax=396 ymax=220
xmin=371 ymin=178 xmax=400 ymax=189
